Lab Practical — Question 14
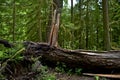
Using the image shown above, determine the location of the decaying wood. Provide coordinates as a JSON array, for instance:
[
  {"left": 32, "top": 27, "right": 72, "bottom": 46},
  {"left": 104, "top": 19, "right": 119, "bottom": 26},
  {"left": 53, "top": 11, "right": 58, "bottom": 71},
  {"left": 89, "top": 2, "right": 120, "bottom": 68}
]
[
  {"left": 24, "top": 41, "right": 120, "bottom": 73},
  {"left": 0, "top": 39, "right": 14, "bottom": 48},
  {"left": 83, "top": 73, "right": 120, "bottom": 78}
]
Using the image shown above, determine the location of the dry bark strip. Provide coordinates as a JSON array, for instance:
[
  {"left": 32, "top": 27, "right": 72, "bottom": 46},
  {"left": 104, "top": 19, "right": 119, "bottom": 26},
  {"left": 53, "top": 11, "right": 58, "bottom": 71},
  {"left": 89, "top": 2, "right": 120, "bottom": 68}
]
[
  {"left": 24, "top": 41, "right": 120, "bottom": 74},
  {"left": 83, "top": 73, "right": 120, "bottom": 79}
]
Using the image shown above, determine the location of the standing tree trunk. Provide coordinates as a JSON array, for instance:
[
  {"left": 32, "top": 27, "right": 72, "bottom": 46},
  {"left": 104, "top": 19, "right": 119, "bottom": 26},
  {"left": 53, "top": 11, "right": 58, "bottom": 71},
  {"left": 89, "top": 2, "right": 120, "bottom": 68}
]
[
  {"left": 95, "top": 0, "right": 100, "bottom": 49},
  {"left": 12, "top": 0, "right": 16, "bottom": 42},
  {"left": 78, "top": 0, "right": 83, "bottom": 49},
  {"left": 71, "top": 0, "right": 73, "bottom": 23},
  {"left": 85, "top": 0, "right": 89, "bottom": 49},
  {"left": 37, "top": 0, "right": 42, "bottom": 42},
  {"left": 70, "top": 0, "right": 74, "bottom": 48},
  {"left": 102, "top": 0, "right": 111, "bottom": 51}
]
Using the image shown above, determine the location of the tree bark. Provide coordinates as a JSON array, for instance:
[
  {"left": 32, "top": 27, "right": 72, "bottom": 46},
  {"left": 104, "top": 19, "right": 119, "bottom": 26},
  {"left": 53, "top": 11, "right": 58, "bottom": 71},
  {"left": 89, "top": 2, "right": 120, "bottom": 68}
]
[
  {"left": 102, "top": 0, "right": 111, "bottom": 51},
  {"left": 24, "top": 41, "right": 120, "bottom": 73}
]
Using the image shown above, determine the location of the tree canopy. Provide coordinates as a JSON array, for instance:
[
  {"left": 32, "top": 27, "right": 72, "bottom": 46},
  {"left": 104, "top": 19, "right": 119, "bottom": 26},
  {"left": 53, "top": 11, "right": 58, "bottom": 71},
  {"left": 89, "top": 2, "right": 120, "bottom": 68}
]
[{"left": 0, "top": 0, "right": 120, "bottom": 50}]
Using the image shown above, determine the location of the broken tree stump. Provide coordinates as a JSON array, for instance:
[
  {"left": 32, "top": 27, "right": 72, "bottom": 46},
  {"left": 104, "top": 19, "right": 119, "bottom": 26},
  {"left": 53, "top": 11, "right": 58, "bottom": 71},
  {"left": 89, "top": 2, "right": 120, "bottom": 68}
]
[{"left": 24, "top": 41, "right": 120, "bottom": 73}]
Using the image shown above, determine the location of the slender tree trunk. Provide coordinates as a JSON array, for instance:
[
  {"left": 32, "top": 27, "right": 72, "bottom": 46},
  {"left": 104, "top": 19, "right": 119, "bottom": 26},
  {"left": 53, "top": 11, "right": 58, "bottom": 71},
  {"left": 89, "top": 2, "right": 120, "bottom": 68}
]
[
  {"left": 71, "top": 0, "right": 74, "bottom": 48},
  {"left": 78, "top": 0, "right": 82, "bottom": 49},
  {"left": 102, "top": 0, "right": 111, "bottom": 51},
  {"left": 95, "top": 0, "right": 100, "bottom": 49},
  {"left": 85, "top": 1, "right": 89, "bottom": 49},
  {"left": 46, "top": 5, "right": 52, "bottom": 42},
  {"left": 12, "top": 0, "right": 16, "bottom": 42},
  {"left": 71, "top": 0, "right": 73, "bottom": 23},
  {"left": 38, "top": 0, "right": 42, "bottom": 42}
]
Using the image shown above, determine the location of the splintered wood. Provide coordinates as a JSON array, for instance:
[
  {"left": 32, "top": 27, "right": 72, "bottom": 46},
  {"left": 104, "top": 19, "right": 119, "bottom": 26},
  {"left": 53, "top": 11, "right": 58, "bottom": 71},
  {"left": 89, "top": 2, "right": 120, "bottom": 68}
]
[{"left": 48, "top": 10, "right": 60, "bottom": 47}]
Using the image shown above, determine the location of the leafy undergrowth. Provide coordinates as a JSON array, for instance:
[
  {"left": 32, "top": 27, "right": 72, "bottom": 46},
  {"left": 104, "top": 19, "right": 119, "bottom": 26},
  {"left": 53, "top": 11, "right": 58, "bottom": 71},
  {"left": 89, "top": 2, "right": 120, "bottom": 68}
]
[
  {"left": 0, "top": 59, "right": 109, "bottom": 80},
  {"left": 0, "top": 58, "right": 110, "bottom": 80}
]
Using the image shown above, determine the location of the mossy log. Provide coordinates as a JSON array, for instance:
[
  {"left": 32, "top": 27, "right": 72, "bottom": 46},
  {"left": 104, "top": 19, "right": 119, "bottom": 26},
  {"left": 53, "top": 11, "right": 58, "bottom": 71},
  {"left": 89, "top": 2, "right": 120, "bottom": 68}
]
[{"left": 24, "top": 41, "right": 120, "bottom": 73}]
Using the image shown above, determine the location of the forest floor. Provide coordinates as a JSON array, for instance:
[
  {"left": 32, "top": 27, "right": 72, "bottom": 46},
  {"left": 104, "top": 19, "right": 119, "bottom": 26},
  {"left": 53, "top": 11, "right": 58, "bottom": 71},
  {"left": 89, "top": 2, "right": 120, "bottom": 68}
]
[
  {"left": 42, "top": 67, "right": 110, "bottom": 80},
  {"left": 0, "top": 58, "right": 115, "bottom": 80},
  {"left": 48, "top": 69, "right": 96, "bottom": 80}
]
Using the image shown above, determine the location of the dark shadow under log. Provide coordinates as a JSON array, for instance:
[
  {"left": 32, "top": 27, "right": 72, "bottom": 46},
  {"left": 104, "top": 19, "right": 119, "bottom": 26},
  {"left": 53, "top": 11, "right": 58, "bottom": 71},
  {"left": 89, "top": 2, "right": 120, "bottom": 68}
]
[{"left": 24, "top": 41, "right": 120, "bottom": 73}]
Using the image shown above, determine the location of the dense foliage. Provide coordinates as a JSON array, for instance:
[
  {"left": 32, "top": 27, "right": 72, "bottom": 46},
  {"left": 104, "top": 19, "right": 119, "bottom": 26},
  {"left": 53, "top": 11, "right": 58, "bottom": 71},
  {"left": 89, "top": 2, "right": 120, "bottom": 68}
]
[{"left": 0, "top": 0, "right": 120, "bottom": 50}]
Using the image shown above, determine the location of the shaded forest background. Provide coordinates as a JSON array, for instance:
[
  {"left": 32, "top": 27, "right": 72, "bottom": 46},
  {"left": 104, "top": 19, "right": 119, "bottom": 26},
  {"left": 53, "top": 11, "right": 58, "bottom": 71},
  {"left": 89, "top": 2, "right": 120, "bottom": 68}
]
[{"left": 0, "top": 0, "right": 120, "bottom": 51}]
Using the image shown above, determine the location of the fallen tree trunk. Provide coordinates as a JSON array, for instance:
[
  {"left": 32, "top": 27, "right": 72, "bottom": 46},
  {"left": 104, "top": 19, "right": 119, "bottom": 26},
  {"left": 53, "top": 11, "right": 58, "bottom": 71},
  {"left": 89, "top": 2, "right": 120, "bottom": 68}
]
[{"left": 24, "top": 41, "right": 120, "bottom": 73}]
